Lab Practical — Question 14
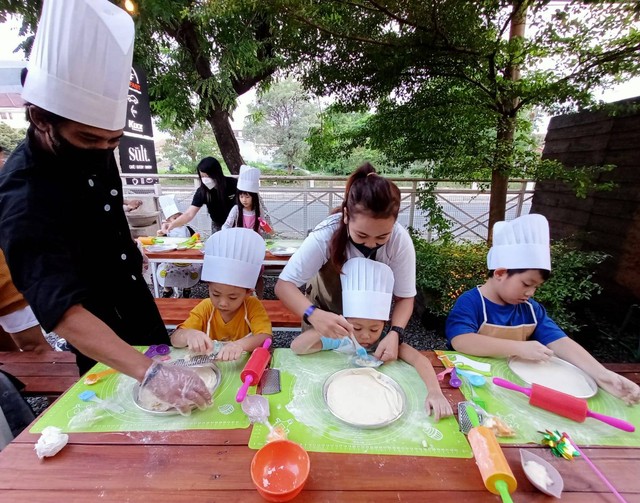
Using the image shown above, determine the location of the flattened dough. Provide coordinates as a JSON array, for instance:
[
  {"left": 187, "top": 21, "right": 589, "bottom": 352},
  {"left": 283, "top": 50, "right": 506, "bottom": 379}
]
[
  {"left": 326, "top": 368, "right": 403, "bottom": 426},
  {"left": 509, "top": 357, "right": 596, "bottom": 398}
]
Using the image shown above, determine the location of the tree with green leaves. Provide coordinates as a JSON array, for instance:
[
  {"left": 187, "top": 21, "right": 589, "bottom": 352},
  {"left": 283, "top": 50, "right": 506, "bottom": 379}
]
[
  {"left": 244, "top": 78, "right": 320, "bottom": 173},
  {"left": 160, "top": 122, "right": 221, "bottom": 173},
  {"left": 279, "top": 0, "right": 640, "bottom": 236},
  {"left": 0, "top": 0, "right": 285, "bottom": 174},
  {"left": 0, "top": 123, "right": 27, "bottom": 153}
]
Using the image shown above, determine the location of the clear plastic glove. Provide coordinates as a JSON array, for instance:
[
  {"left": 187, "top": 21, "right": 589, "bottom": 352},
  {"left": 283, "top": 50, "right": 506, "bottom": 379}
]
[
  {"left": 139, "top": 361, "right": 212, "bottom": 416},
  {"left": 322, "top": 336, "right": 356, "bottom": 354},
  {"left": 34, "top": 426, "right": 69, "bottom": 459}
]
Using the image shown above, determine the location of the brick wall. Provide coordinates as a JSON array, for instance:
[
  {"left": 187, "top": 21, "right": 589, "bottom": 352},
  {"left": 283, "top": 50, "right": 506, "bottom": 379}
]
[{"left": 531, "top": 98, "right": 640, "bottom": 299}]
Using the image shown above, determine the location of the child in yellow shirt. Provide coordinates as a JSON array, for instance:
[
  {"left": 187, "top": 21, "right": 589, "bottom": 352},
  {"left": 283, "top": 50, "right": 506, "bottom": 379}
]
[{"left": 171, "top": 228, "right": 272, "bottom": 361}]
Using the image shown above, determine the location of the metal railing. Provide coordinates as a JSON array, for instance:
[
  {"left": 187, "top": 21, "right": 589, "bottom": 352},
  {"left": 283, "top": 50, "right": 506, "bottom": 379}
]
[{"left": 122, "top": 174, "right": 535, "bottom": 242}]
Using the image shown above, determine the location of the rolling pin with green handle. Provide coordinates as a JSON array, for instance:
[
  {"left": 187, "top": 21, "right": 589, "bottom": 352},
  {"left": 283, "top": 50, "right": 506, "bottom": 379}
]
[{"left": 493, "top": 377, "right": 635, "bottom": 432}]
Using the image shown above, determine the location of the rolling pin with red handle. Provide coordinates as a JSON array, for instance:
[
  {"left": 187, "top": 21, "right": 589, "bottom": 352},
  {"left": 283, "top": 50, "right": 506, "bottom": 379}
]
[
  {"left": 493, "top": 377, "right": 635, "bottom": 432},
  {"left": 236, "top": 338, "right": 272, "bottom": 403}
]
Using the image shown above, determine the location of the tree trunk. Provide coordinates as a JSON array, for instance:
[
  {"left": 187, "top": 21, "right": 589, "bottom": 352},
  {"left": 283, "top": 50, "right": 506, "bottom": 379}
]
[
  {"left": 207, "top": 110, "right": 244, "bottom": 175},
  {"left": 488, "top": 115, "right": 516, "bottom": 241},
  {"left": 487, "top": 0, "right": 527, "bottom": 243}
]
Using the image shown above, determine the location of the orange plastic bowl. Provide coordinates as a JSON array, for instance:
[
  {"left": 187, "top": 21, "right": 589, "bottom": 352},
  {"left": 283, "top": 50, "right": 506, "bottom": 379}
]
[{"left": 251, "top": 440, "right": 310, "bottom": 502}]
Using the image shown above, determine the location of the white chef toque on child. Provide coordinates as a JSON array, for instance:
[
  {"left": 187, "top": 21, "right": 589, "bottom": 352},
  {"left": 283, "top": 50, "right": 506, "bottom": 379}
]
[
  {"left": 158, "top": 195, "right": 180, "bottom": 220},
  {"left": 487, "top": 214, "right": 551, "bottom": 271},
  {"left": 341, "top": 258, "right": 395, "bottom": 321},
  {"left": 201, "top": 228, "right": 265, "bottom": 288},
  {"left": 237, "top": 165, "right": 261, "bottom": 193},
  {"left": 22, "top": 0, "right": 135, "bottom": 131}
]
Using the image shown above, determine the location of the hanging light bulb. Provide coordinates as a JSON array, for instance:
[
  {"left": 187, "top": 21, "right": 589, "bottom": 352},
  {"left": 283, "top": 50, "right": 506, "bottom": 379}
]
[{"left": 123, "top": 0, "right": 136, "bottom": 14}]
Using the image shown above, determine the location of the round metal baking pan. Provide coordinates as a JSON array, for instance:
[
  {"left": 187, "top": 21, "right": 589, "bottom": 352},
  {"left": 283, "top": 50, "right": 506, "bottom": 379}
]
[
  {"left": 132, "top": 363, "right": 221, "bottom": 415},
  {"left": 507, "top": 356, "right": 598, "bottom": 398},
  {"left": 323, "top": 368, "right": 406, "bottom": 429}
]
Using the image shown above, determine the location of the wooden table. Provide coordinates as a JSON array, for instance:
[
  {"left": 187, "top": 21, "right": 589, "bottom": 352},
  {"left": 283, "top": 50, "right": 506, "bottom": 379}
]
[
  {"left": 0, "top": 351, "right": 78, "bottom": 397},
  {"left": 1, "top": 354, "right": 639, "bottom": 502},
  {"left": 144, "top": 247, "right": 295, "bottom": 298}
]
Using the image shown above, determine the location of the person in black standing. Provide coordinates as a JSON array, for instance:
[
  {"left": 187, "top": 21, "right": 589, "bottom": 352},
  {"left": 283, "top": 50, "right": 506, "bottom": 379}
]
[
  {"left": 0, "top": 0, "right": 210, "bottom": 414},
  {"left": 161, "top": 156, "right": 237, "bottom": 235}
]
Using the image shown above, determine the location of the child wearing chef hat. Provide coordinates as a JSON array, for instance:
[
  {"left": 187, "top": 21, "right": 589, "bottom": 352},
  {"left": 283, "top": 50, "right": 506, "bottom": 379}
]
[
  {"left": 222, "top": 165, "right": 273, "bottom": 298},
  {"left": 446, "top": 214, "right": 640, "bottom": 404},
  {"left": 155, "top": 195, "right": 202, "bottom": 298},
  {"left": 170, "top": 228, "right": 272, "bottom": 361},
  {"left": 291, "top": 257, "right": 454, "bottom": 421}
]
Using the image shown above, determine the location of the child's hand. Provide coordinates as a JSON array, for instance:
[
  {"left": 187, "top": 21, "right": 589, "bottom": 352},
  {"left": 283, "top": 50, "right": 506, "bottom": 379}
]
[
  {"left": 184, "top": 331, "right": 214, "bottom": 355},
  {"left": 216, "top": 341, "right": 244, "bottom": 361},
  {"left": 515, "top": 341, "right": 554, "bottom": 362},
  {"left": 424, "top": 391, "right": 453, "bottom": 422},
  {"left": 373, "top": 333, "right": 399, "bottom": 362},
  {"left": 596, "top": 370, "right": 640, "bottom": 405}
]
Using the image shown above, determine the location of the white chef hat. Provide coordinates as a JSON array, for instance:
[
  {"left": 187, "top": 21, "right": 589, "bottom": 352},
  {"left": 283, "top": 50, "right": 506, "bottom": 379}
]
[
  {"left": 158, "top": 195, "right": 180, "bottom": 220},
  {"left": 341, "top": 258, "right": 395, "bottom": 321},
  {"left": 22, "top": 0, "right": 135, "bottom": 131},
  {"left": 237, "top": 165, "right": 260, "bottom": 193},
  {"left": 487, "top": 214, "right": 551, "bottom": 271},
  {"left": 201, "top": 228, "right": 265, "bottom": 288}
]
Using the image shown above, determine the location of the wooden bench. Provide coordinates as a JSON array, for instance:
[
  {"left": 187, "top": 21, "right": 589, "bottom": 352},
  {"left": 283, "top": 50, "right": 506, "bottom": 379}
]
[
  {"left": 154, "top": 298, "right": 302, "bottom": 330},
  {"left": 0, "top": 351, "right": 79, "bottom": 397}
]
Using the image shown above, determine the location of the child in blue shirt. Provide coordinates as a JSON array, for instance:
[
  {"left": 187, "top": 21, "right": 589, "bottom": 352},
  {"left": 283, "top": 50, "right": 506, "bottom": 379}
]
[
  {"left": 291, "top": 257, "right": 453, "bottom": 422},
  {"left": 446, "top": 214, "right": 640, "bottom": 404}
]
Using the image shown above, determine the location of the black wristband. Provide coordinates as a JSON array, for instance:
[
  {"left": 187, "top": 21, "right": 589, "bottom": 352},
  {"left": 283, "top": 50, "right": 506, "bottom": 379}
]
[{"left": 390, "top": 326, "right": 405, "bottom": 344}]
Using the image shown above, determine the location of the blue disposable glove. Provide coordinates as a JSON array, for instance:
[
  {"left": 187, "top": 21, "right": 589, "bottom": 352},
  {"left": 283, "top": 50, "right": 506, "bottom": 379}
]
[{"left": 321, "top": 336, "right": 354, "bottom": 353}]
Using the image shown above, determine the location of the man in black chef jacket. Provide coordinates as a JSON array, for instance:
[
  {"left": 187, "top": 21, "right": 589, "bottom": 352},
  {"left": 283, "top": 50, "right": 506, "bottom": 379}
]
[{"left": 0, "top": 0, "right": 210, "bottom": 414}]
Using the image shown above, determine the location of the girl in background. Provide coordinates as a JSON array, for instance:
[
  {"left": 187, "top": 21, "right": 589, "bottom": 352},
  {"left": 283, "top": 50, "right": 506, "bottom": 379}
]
[
  {"left": 162, "top": 157, "right": 237, "bottom": 236},
  {"left": 222, "top": 165, "right": 272, "bottom": 297}
]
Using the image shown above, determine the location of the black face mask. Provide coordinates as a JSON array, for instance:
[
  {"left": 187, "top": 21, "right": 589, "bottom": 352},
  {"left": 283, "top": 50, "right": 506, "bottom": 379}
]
[
  {"left": 348, "top": 234, "right": 384, "bottom": 260},
  {"left": 48, "top": 129, "right": 114, "bottom": 169}
]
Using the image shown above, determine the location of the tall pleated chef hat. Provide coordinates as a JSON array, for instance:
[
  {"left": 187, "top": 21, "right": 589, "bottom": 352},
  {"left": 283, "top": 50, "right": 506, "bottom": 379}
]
[
  {"left": 341, "top": 258, "right": 395, "bottom": 321},
  {"left": 201, "top": 228, "right": 265, "bottom": 288},
  {"left": 237, "top": 165, "right": 260, "bottom": 193},
  {"left": 158, "top": 195, "right": 180, "bottom": 220},
  {"left": 487, "top": 214, "right": 551, "bottom": 271},
  {"left": 22, "top": 0, "right": 135, "bottom": 131}
]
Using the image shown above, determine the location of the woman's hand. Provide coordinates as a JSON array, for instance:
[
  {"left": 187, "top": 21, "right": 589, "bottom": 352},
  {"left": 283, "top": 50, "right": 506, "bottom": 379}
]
[
  {"left": 374, "top": 331, "right": 399, "bottom": 362},
  {"left": 216, "top": 341, "right": 244, "bottom": 361},
  {"left": 308, "top": 308, "right": 353, "bottom": 339},
  {"left": 161, "top": 220, "right": 172, "bottom": 234}
]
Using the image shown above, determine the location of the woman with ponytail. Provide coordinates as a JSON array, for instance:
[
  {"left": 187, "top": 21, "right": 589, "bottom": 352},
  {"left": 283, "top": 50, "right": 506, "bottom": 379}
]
[
  {"left": 275, "top": 163, "right": 416, "bottom": 362},
  {"left": 162, "top": 157, "right": 237, "bottom": 236}
]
